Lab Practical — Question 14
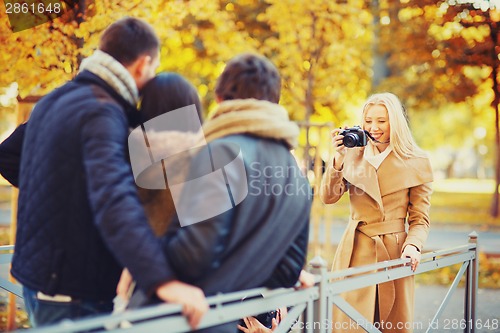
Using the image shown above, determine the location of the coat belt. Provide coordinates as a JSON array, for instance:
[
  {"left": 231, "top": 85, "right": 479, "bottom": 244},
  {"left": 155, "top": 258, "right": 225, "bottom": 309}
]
[
  {"left": 355, "top": 219, "right": 406, "bottom": 323},
  {"left": 356, "top": 219, "right": 405, "bottom": 237}
]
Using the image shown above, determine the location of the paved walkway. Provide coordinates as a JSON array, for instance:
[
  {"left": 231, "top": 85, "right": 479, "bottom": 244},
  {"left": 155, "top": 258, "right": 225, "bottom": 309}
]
[{"left": 414, "top": 285, "right": 500, "bottom": 333}]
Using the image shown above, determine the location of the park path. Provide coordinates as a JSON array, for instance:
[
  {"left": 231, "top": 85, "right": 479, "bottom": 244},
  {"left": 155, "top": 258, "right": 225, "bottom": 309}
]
[{"left": 414, "top": 285, "right": 500, "bottom": 333}]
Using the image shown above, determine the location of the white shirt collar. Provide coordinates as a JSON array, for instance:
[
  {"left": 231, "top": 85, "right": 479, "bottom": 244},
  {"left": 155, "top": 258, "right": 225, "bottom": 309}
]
[{"left": 363, "top": 142, "right": 392, "bottom": 170}]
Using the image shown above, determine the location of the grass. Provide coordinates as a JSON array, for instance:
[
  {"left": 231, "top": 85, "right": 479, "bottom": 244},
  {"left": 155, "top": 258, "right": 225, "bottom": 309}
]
[
  {"left": 429, "top": 178, "right": 500, "bottom": 227},
  {"left": 415, "top": 253, "right": 500, "bottom": 289}
]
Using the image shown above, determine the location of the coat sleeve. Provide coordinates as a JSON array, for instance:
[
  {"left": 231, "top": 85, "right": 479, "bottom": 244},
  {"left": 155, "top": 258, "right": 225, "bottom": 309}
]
[
  {"left": 264, "top": 222, "right": 309, "bottom": 289},
  {"left": 402, "top": 182, "right": 433, "bottom": 252},
  {"left": 81, "top": 105, "right": 175, "bottom": 294},
  {"left": 0, "top": 123, "right": 26, "bottom": 187},
  {"left": 161, "top": 210, "right": 234, "bottom": 283},
  {"left": 319, "top": 156, "right": 348, "bottom": 204},
  {"left": 160, "top": 141, "right": 236, "bottom": 283}
]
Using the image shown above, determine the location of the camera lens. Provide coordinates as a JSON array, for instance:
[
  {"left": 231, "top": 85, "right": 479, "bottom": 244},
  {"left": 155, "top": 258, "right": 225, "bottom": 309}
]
[{"left": 343, "top": 133, "right": 359, "bottom": 148}]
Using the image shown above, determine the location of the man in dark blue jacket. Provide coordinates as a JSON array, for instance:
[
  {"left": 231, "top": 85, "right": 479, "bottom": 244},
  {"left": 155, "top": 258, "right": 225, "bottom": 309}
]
[
  {"left": 0, "top": 122, "right": 24, "bottom": 187},
  {"left": 10, "top": 17, "right": 207, "bottom": 328}
]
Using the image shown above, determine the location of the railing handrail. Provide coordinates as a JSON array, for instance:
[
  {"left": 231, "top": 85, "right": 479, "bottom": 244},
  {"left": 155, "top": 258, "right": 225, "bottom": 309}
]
[
  {"left": 327, "top": 243, "right": 475, "bottom": 280},
  {"left": 18, "top": 286, "right": 319, "bottom": 333},
  {"left": 0, "top": 236, "right": 478, "bottom": 333},
  {"left": 420, "top": 243, "right": 476, "bottom": 259},
  {"left": 328, "top": 251, "right": 475, "bottom": 295},
  {"left": 0, "top": 245, "right": 15, "bottom": 252},
  {"left": 0, "top": 245, "right": 22, "bottom": 298}
]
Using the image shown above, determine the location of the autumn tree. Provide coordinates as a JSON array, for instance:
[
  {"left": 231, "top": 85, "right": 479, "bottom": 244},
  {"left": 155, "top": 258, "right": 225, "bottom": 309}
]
[
  {"left": 256, "top": 0, "right": 373, "bottom": 168},
  {"left": 374, "top": 0, "right": 476, "bottom": 107},
  {"left": 145, "top": 0, "right": 258, "bottom": 113},
  {"left": 260, "top": 0, "right": 373, "bottom": 122},
  {"left": 433, "top": 1, "right": 499, "bottom": 216},
  {"left": 1, "top": 0, "right": 89, "bottom": 96},
  {"left": 0, "top": 0, "right": 172, "bottom": 97},
  {"left": 374, "top": 0, "right": 499, "bottom": 216}
]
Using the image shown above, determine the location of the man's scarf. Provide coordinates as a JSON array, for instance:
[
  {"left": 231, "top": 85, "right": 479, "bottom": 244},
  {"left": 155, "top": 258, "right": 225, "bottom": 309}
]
[
  {"left": 79, "top": 50, "right": 139, "bottom": 106},
  {"left": 203, "top": 99, "right": 299, "bottom": 149}
]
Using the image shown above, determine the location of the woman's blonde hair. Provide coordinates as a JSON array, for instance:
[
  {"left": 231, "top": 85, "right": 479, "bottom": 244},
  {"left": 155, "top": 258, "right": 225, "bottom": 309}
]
[{"left": 361, "top": 92, "right": 427, "bottom": 159}]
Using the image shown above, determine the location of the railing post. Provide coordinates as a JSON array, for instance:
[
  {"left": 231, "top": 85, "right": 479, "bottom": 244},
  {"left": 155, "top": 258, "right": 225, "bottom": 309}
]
[
  {"left": 7, "top": 184, "right": 19, "bottom": 331},
  {"left": 464, "top": 231, "right": 478, "bottom": 333},
  {"left": 309, "top": 256, "right": 327, "bottom": 333}
]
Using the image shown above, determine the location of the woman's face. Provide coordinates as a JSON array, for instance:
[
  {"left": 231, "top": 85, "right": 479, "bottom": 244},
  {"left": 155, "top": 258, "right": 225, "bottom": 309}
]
[{"left": 363, "top": 104, "right": 390, "bottom": 150}]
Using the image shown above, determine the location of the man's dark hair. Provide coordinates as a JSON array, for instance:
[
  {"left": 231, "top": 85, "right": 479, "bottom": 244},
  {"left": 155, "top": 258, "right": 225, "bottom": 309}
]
[
  {"left": 215, "top": 53, "right": 281, "bottom": 103},
  {"left": 99, "top": 17, "right": 159, "bottom": 66}
]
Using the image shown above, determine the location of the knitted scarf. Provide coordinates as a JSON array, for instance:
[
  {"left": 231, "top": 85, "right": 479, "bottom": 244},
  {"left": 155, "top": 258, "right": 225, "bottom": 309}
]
[
  {"left": 202, "top": 99, "right": 299, "bottom": 149},
  {"left": 79, "top": 50, "right": 139, "bottom": 106}
]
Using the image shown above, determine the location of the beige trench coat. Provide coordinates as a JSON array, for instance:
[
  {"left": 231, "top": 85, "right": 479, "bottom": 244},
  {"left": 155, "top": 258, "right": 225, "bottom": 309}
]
[{"left": 320, "top": 146, "right": 433, "bottom": 333}]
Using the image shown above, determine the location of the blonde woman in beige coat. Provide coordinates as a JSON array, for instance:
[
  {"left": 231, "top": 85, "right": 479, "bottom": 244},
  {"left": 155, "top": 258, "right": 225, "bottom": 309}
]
[{"left": 320, "top": 93, "right": 433, "bottom": 332}]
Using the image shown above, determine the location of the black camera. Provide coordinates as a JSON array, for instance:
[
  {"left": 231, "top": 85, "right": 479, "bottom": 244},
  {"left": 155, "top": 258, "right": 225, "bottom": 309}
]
[
  {"left": 238, "top": 310, "right": 277, "bottom": 330},
  {"left": 340, "top": 126, "right": 368, "bottom": 148},
  {"left": 255, "top": 310, "right": 278, "bottom": 328},
  {"left": 238, "top": 294, "right": 278, "bottom": 330}
]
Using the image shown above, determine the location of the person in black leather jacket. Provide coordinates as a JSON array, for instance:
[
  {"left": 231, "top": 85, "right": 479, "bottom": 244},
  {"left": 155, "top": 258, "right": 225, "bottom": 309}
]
[{"left": 157, "top": 53, "right": 312, "bottom": 332}]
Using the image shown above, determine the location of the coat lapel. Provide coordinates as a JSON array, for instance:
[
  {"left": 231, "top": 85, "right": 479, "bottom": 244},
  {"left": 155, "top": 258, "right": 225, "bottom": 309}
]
[
  {"left": 378, "top": 153, "right": 434, "bottom": 196},
  {"left": 343, "top": 148, "right": 433, "bottom": 207},
  {"left": 343, "top": 148, "right": 384, "bottom": 210}
]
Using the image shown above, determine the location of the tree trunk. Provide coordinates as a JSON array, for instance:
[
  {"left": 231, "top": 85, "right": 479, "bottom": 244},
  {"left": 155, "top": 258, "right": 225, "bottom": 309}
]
[
  {"left": 74, "top": 0, "right": 86, "bottom": 68},
  {"left": 491, "top": 78, "right": 499, "bottom": 217},
  {"left": 492, "top": 100, "right": 499, "bottom": 218},
  {"left": 489, "top": 16, "right": 499, "bottom": 217},
  {"left": 370, "top": 0, "right": 389, "bottom": 90},
  {"left": 303, "top": 12, "right": 317, "bottom": 171},
  {"left": 304, "top": 76, "right": 314, "bottom": 170}
]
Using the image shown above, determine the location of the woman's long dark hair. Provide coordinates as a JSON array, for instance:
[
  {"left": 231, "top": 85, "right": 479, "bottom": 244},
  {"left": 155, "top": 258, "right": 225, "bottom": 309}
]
[{"left": 140, "top": 72, "right": 202, "bottom": 123}]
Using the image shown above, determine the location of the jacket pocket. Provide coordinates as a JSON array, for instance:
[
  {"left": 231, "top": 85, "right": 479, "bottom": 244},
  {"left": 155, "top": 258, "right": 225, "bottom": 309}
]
[{"left": 46, "top": 248, "right": 65, "bottom": 295}]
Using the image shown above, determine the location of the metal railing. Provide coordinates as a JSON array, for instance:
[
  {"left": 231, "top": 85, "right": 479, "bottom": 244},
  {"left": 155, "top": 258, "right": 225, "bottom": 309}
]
[
  {"left": 311, "top": 232, "right": 479, "bottom": 333},
  {"left": 0, "top": 232, "right": 478, "bottom": 332},
  {"left": 0, "top": 245, "right": 22, "bottom": 298}
]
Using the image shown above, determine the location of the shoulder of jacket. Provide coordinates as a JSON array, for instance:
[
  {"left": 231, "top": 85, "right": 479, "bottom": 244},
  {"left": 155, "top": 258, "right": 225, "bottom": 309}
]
[
  {"left": 396, "top": 155, "right": 434, "bottom": 183},
  {"left": 405, "top": 155, "right": 432, "bottom": 172}
]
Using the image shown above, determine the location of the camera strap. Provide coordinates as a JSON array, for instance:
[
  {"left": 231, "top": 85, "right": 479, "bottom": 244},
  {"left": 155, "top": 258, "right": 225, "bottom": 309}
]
[{"left": 365, "top": 131, "right": 390, "bottom": 144}]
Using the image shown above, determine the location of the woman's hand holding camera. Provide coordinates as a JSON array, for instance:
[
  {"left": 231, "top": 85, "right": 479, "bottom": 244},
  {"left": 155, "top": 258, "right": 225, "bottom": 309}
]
[{"left": 331, "top": 128, "right": 347, "bottom": 170}]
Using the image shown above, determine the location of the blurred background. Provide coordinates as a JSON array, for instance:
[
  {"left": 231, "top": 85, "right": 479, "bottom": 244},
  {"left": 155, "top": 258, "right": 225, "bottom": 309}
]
[
  {"left": 1, "top": 0, "right": 499, "bottom": 203},
  {"left": 0, "top": 0, "right": 499, "bottom": 330}
]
